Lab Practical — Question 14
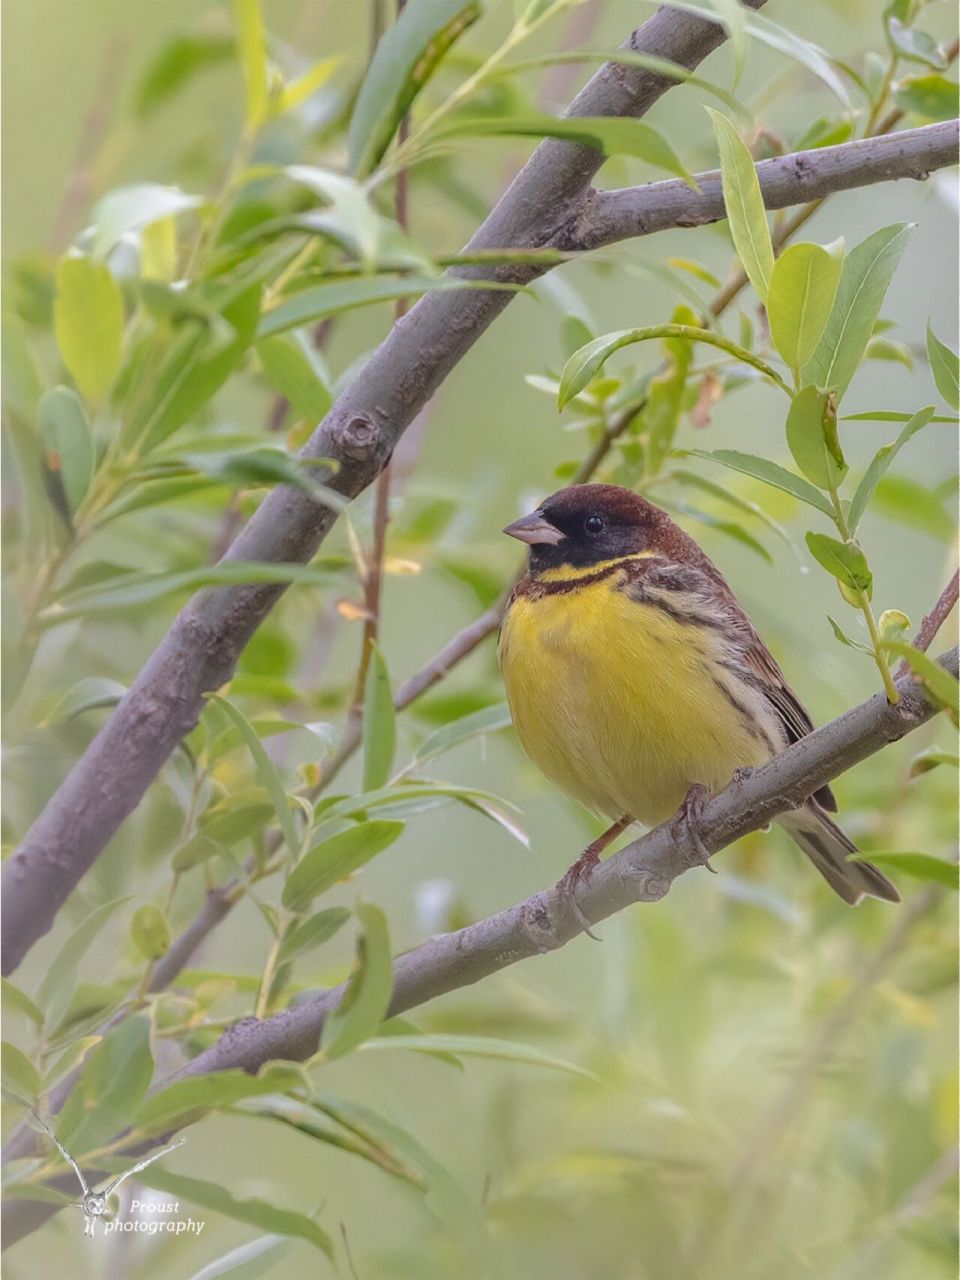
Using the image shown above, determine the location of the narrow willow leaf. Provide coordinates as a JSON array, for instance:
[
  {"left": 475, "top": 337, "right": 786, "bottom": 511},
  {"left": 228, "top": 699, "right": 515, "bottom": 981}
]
[
  {"left": 850, "top": 852, "right": 957, "bottom": 889},
  {"left": 319, "top": 781, "right": 522, "bottom": 826},
  {"left": 275, "top": 55, "right": 342, "bottom": 116},
  {"left": 55, "top": 1016, "right": 154, "bottom": 1155},
  {"left": 49, "top": 561, "right": 337, "bottom": 623},
  {"left": 183, "top": 1235, "right": 289, "bottom": 1280},
  {"left": 559, "top": 325, "right": 788, "bottom": 409},
  {"left": 232, "top": 0, "right": 269, "bottom": 127},
  {"left": 909, "top": 748, "right": 960, "bottom": 777},
  {"left": 707, "top": 108, "right": 774, "bottom": 302},
  {"left": 661, "top": 499, "right": 772, "bottom": 563},
  {"left": 359, "top": 1033, "right": 601, "bottom": 1081},
  {"left": 745, "top": 10, "right": 854, "bottom": 108},
  {"left": 282, "top": 821, "right": 404, "bottom": 911},
  {"left": 645, "top": 307, "right": 696, "bottom": 475},
  {"left": 90, "top": 183, "right": 202, "bottom": 258},
  {"left": 54, "top": 255, "right": 124, "bottom": 402},
  {"left": 767, "top": 243, "right": 842, "bottom": 371},
  {"left": 412, "top": 703, "right": 512, "bottom": 765},
  {"left": 362, "top": 645, "right": 396, "bottom": 792},
  {"left": 276, "top": 908, "right": 351, "bottom": 964},
  {"left": 826, "top": 614, "right": 873, "bottom": 655},
  {"left": 37, "top": 387, "right": 95, "bottom": 515},
  {"left": 435, "top": 114, "right": 697, "bottom": 186},
  {"left": 881, "top": 641, "right": 959, "bottom": 723},
  {"left": 1, "top": 1043, "right": 40, "bottom": 1104},
  {"left": 207, "top": 695, "right": 300, "bottom": 861},
  {"left": 785, "top": 385, "right": 846, "bottom": 490},
  {"left": 285, "top": 165, "right": 383, "bottom": 269},
  {"left": 349, "top": 0, "right": 481, "bottom": 177},
  {"left": 36, "top": 898, "right": 131, "bottom": 1032},
  {"left": 842, "top": 410, "right": 957, "bottom": 423},
  {"left": 258, "top": 275, "right": 521, "bottom": 339},
  {"left": 489, "top": 49, "right": 750, "bottom": 121},
  {"left": 864, "top": 335, "right": 913, "bottom": 368},
  {"left": 196, "top": 788, "right": 276, "bottom": 846},
  {"left": 802, "top": 224, "right": 913, "bottom": 400},
  {"left": 135, "top": 1064, "right": 306, "bottom": 1131},
  {"left": 124, "top": 1166, "right": 332, "bottom": 1254},
  {"left": 130, "top": 904, "right": 171, "bottom": 961},
  {"left": 665, "top": 469, "right": 794, "bottom": 548},
  {"left": 805, "top": 532, "right": 872, "bottom": 596},
  {"left": 683, "top": 449, "right": 835, "bottom": 515},
  {"left": 1, "top": 979, "right": 44, "bottom": 1027},
  {"left": 322, "top": 902, "right": 393, "bottom": 1060},
  {"left": 926, "top": 323, "right": 959, "bottom": 409},
  {"left": 847, "top": 405, "right": 936, "bottom": 534}
]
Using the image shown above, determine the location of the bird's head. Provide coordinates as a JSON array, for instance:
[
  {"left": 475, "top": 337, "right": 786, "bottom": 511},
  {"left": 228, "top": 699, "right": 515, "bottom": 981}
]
[{"left": 503, "top": 484, "right": 672, "bottom": 571}]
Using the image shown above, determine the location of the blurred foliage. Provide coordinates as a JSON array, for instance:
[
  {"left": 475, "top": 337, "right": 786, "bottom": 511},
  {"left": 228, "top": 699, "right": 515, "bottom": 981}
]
[{"left": 1, "top": 0, "right": 958, "bottom": 1277}]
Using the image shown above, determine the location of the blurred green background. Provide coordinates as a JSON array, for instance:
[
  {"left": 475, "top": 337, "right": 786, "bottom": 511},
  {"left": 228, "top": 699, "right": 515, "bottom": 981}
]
[{"left": 2, "top": 1, "right": 957, "bottom": 1277}]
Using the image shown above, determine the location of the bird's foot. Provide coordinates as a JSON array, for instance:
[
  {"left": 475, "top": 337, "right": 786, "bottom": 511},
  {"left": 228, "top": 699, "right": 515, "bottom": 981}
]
[
  {"left": 555, "top": 817, "right": 632, "bottom": 941},
  {"left": 672, "top": 784, "right": 715, "bottom": 871}
]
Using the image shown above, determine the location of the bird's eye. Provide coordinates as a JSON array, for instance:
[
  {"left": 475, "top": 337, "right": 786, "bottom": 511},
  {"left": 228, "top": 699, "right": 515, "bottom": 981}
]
[{"left": 584, "top": 514, "right": 605, "bottom": 537}]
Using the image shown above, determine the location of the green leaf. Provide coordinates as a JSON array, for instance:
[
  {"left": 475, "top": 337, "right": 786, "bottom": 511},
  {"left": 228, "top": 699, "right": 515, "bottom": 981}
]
[
  {"left": 36, "top": 898, "right": 131, "bottom": 1032},
  {"left": 886, "top": 16, "right": 946, "bottom": 68},
  {"left": 277, "top": 908, "right": 351, "bottom": 964},
  {"left": 665, "top": 469, "right": 794, "bottom": 548},
  {"left": 121, "top": 1165, "right": 332, "bottom": 1254},
  {"left": 37, "top": 387, "right": 96, "bottom": 515},
  {"left": 412, "top": 702, "right": 512, "bottom": 765},
  {"left": 40, "top": 675, "right": 126, "bottom": 726},
  {"left": 768, "top": 243, "right": 842, "bottom": 371},
  {"left": 682, "top": 451, "right": 835, "bottom": 521},
  {"left": 745, "top": 10, "right": 854, "bottom": 108},
  {"left": 850, "top": 851, "right": 957, "bottom": 889},
  {"left": 489, "top": 49, "right": 750, "bottom": 122},
  {"left": 435, "top": 114, "right": 696, "bottom": 187},
  {"left": 872, "top": 474, "right": 955, "bottom": 541},
  {"left": 893, "top": 73, "right": 959, "bottom": 121},
  {"left": 285, "top": 165, "right": 384, "bottom": 270},
  {"left": 707, "top": 108, "right": 774, "bottom": 302},
  {"left": 282, "top": 821, "right": 404, "bottom": 912},
  {"left": 135, "top": 1063, "right": 306, "bottom": 1132},
  {"left": 362, "top": 645, "right": 396, "bottom": 792},
  {"left": 130, "top": 903, "right": 171, "bottom": 961},
  {"left": 258, "top": 275, "right": 521, "bottom": 339},
  {"left": 842, "top": 410, "right": 958, "bottom": 424},
  {"left": 785, "top": 385, "right": 847, "bottom": 490},
  {"left": 54, "top": 255, "right": 124, "bottom": 402},
  {"left": 183, "top": 1236, "right": 290, "bottom": 1280},
  {"left": 135, "top": 284, "right": 262, "bottom": 451},
  {"left": 664, "top": 499, "right": 772, "bottom": 562},
  {"left": 1, "top": 978, "right": 44, "bottom": 1027},
  {"left": 909, "top": 748, "right": 960, "bottom": 777},
  {"left": 881, "top": 642, "right": 959, "bottom": 722},
  {"left": 359, "top": 1033, "right": 601, "bottom": 1082},
  {"left": 826, "top": 614, "right": 874, "bottom": 655},
  {"left": 232, "top": 0, "right": 269, "bottom": 127},
  {"left": 321, "top": 902, "right": 393, "bottom": 1060},
  {"left": 49, "top": 560, "right": 337, "bottom": 623},
  {"left": 559, "top": 325, "right": 788, "bottom": 410},
  {"left": 802, "top": 224, "right": 913, "bottom": 400},
  {"left": 206, "top": 695, "right": 301, "bottom": 861},
  {"left": 805, "top": 532, "right": 873, "bottom": 596},
  {"left": 926, "top": 324, "right": 959, "bottom": 410},
  {"left": 864, "top": 335, "right": 913, "bottom": 369},
  {"left": 349, "top": 0, "right": 482, "bottom": 177},
  {"left": 847, "top": 405, "right": 937, "bottom": 534},
  {"left": 197, "top": 788, "right": 276, "bottom": 845},
  {"left": 1, "top": 1042, "right": 40, "bottom": 1104},
  {"left": 90, "top": 184, "right": 202, "bottom": 259},
  {"left": 274, "top": 55, "right": 342, "bottom": 117},
  {"left": 56, "top": 1016, "right": 154, "bottom": 1154}
]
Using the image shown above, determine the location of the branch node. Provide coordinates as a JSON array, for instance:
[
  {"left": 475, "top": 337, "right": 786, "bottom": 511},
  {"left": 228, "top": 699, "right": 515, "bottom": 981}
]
[
  {"left": 332, "top": 415, "right": 387, "bottom": 464},
  {"left": 519, "top": 897, "right": 563, "bottom": 954}
]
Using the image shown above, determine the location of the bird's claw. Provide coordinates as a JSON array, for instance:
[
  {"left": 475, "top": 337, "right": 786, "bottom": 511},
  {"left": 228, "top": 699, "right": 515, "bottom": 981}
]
[
  {"left": 556, "top": 850, "right": 601, "bottom": 941},
  {"left": 672, "top": 783, "right": 715, "bottom": 871}
]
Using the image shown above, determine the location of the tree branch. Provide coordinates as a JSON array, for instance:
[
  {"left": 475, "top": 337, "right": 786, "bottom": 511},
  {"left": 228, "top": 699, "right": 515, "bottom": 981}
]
[
  {"left": 895, "top": 569, "right": 958, "bottom": 678},
  {"left": 4, "top": 648, "right": 955, "bottom": 1247},
  {"left": 2, "top": 1, "right": 766, "bottom": 976},
  {"left": 576, "top": 120, "right": 959, "bottom": 250}
]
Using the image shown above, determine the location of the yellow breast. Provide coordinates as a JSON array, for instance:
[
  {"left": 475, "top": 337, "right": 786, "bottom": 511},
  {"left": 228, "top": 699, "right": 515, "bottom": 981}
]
[{"left": 498, "top": 560, "right": 773, "bottom": 826}]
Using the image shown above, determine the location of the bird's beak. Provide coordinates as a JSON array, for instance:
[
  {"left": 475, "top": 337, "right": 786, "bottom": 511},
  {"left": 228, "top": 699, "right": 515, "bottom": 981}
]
[{"left": 502, "top": 511, "right": 564, "bottom": 545}]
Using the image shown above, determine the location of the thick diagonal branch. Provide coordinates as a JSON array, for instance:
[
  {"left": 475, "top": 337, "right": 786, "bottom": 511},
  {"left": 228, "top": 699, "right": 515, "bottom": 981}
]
[{"left": 4, "top": 649, "right": 955, "bottom": 1247}]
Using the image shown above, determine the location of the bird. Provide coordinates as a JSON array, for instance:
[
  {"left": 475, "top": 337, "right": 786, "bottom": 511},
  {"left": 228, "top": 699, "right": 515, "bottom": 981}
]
[{"left": 497, "top": 483, "right": 899, "bottom": 907}]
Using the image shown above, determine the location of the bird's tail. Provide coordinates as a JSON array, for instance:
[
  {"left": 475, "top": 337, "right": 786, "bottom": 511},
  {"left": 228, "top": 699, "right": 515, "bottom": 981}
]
[{"left": 777, "top": 802, "right": 900, "bottom": 906}]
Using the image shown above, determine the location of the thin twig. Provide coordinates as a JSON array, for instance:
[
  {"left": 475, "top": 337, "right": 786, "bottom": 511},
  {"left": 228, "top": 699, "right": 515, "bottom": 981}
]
[{"left": 896, "top": 569, "right": 959, "bottom": 677}]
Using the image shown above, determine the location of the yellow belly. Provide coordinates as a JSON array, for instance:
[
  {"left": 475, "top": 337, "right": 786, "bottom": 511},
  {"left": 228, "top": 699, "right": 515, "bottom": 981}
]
[{"left": 498, "top": 573, "right": 773, "bottom": 826}]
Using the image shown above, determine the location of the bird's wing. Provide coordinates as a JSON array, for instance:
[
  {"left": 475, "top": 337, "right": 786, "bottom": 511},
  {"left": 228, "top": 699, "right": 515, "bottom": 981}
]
[
  {"left": 31, "top": 1111, "right": 88, "bottom": 1195},
  {"left": 102, "top": 1137, "right": 186, "bottom": 1196},
  {"left": 630, "top": 556, "right": 837, "bottom": 810}
]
